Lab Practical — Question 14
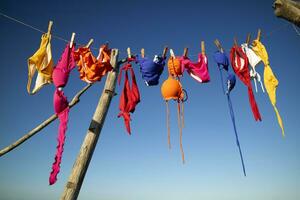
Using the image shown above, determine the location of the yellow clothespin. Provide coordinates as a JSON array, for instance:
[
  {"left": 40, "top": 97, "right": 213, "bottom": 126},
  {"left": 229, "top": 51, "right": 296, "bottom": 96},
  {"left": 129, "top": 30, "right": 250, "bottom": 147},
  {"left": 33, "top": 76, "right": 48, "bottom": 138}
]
[
  {"left": 141, "top": 48, "right": 145, "bottom": 58},
  {"left": 47, "top": 21, "right": 53, "bottom": 36},
  {"left": 183, "top": 48, "right": 188, "bottom": 57},
  {"left": 170, "top": 49, "right": 176, "bottom": 58},
  {"left": 86, "top": 39, "right": 94, "bottom": 48},
  {"left": 234, "top": 37, "right": 238, "bottom": 46},
  {"left": 162, "top": 46, "right": 168, "bottom": 59},
  {"left": 201, "top": 41, "right": 205, "bottom": 55},
  {"left": 257, "top": 29, "right": 261, "bottom": 41},
  {"left": 246, "top": 33, "right": 251, "bottom": 45},
  {"left": 214, "top": 39, "right": 224, "bottom": 53},
  {"left": 70, "top": 32, "right": 75, "bottom": 48},
  {"left": 127, "top": 47, "right": 131, "bottom": 58}
]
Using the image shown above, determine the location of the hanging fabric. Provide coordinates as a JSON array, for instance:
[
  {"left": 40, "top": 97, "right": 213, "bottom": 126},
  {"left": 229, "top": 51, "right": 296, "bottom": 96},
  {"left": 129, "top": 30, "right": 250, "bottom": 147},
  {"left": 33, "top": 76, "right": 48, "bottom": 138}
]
[
  {"left": 241, "top": 43, "right": 265, "bottom": 93},
  {"left": 180, "top": 53, "right": 210, "bottom": 83},
  {"left": 252, "top": 40, "right": 284, "bottom": 136},
  {"left": 161, "top": 50, "right": 186, "bottom": 163},
  {"left": 230, "top": 45, "right": 262, "bottom": 121},
  {"left": 27, "top": 33, "right": 53, "bottom": 94},
  {"left": 161, "top": 76, "right": 185, "bottom": 163},
  {"left": 49, "top": 42, "right": 76, "bottom": 185},
  {"left": 118, "top": 57, "right": 140, "bottom": 135},
  {"left": 213, "top": 50, "right": 247, "bottom": 176},
  {"left": 135, "top": 54, "right": 165, "bottom": 86},
  {"left": 167, "top": 56, "right": 184, "bottom": 77},
  {"left": 73, "top": 44, "right": 112, "bottom": 83}
]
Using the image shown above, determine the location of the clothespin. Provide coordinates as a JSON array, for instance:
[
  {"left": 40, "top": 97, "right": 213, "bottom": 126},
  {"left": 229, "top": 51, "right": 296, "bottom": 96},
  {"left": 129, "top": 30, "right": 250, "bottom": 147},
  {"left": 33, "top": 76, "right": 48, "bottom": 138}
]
[
  {"left": 141, "top": 48, "right": 145, "bottom": 58},
  {"left": 70, "top": 32, "right": 75, "bottom": 48},
  {"left": 214, "top": 39, "right": 224, "bottom": 53},
  {"left": 170, "top": 49, "right": 176, "bottom": 58},
  {"left": 183, "top": 48, "right": 188, "bottom": 57},
  {"left": 127, "top": 47, "right": 131, "bottom": 58},
  {"left": 246, "top": 33, "right": 251, "bottom": 45},
  {"left": 257, "top": 29, "right": 261, "bottom": 41},
  {"left": 97, "top": 42, "right": 108, "bottom": 61},
  {"left": 85, "top": 39, "right": 94, "bottom": 48},
  {"left": 234, "top": 37, "right": 238, "bottom": 46},
  {"left": 47, "top": 21, "right": 53, "bottom": 35},
  {"left": 162, "top": 46, "right": 168, "bottom": 59},
  {"left": 201, "top": 41, "right": 205, "bottom": 55}
]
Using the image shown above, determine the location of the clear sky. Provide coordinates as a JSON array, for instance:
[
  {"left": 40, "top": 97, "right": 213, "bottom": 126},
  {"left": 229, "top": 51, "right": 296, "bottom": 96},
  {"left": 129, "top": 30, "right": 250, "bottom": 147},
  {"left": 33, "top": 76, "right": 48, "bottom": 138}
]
[{"left": 0, "top": 0, "right": 300, "bottom": 199}]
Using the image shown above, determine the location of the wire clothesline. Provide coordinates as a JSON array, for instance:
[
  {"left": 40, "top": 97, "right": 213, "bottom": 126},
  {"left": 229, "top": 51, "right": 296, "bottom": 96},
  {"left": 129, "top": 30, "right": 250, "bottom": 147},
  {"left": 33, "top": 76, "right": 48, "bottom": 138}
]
[{"left": 0, "top": 11, "right": 294, "bottom": 58}]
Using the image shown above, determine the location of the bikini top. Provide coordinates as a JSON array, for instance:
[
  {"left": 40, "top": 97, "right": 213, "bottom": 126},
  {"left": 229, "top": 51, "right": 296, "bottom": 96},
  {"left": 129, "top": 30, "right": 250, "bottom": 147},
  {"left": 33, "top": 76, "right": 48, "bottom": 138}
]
[
  {"left": 136, "top": 54, "right": 165, "bottom": 86},
  {"left": 73, "top": 45, "right": 112, "bottom": 83},
  {"left": 180, "top": 53, "right": 210, "bottom": 83},
  {"left": 251, "top": 39, "right": 284, "bottom": 136},
  {"left": 161, "top": 76, "right": 185, "bottom": 101},
  {"left": 213, "top": 51, "right": 229, "bottom": 71},
  {"left": 52, "top": 44, "right": 76, "bottom": 88},
  {"left": 213, "top": 50, "right": 247, "bottom": 176},
  {"left": 49, "top": 43, "right": 76, "bottom": 185},
  {"left": 167, "top": 56, "right": 184, "bottom": 77},
  {"left": 241, "top": 43, "right": 265, "bottom": 93},
  {"left": 27, "top": 33, "right": 54, "bottom": 94},
  {"left": 230, "top": 45, "right": 262, "bottom": 121}
]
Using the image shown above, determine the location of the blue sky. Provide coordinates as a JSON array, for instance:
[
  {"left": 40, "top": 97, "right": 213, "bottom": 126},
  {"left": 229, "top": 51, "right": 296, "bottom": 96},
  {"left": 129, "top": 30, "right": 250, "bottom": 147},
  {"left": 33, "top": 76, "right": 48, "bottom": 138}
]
[{"left": 0, "top": 0, "right": 300, "bottom": 199}]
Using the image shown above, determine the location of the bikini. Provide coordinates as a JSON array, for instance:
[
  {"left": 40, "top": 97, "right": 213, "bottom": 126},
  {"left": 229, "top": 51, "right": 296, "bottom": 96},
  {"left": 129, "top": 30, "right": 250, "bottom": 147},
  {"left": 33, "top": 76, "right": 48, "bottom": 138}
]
[
  {"left": 180, "top": 53, "right": 210, "bottom": 83},
  {"left": 118, "top": 57, "right": 141, "bottom": 135},
  {"left": 49, "top": 43, "right": 76, "bottom": 185},
  {"left": 161, "top": 54, "right": 186, "bottom": 163},
  {"left": 73, "top": 44, "right": 112, "bottom": 83},
  {"left": 230, "top": 45, "right": 262, "bottom": 121},
  {"left": 252, "top": 40, "right": 284, "bottom": 136},
  {"left": 214, "top": 50, "right": 246, "bottom": 176},
  {"left": 241, "top": 43, "right": 265, "bottom": 93},
  {"left": 27, "top": 33, "right": 53, "bottom": 94},
  {"left": 136, "top": 54, "right": 165, "bottom": 86}
]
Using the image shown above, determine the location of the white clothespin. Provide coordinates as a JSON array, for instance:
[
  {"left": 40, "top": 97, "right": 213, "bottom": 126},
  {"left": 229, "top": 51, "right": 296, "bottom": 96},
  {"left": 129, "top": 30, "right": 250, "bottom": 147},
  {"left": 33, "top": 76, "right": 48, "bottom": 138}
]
[
  {"left": 70, "top": 32, "right": 75, "bottom": 48},
  {"left": 170, "top": 49, "right": 175, "bottom": 58},
  {"left": 127, "top": 47, "right": 131, "bottom": 58},
  {"left": 97, "top": 47, "right": 103, "bottom": 60}
]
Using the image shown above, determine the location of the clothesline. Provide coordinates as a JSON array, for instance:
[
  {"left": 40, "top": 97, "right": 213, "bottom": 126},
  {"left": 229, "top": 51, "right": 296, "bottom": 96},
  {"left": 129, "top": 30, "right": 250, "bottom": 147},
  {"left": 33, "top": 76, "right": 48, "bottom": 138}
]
[{"left": 0, "top": 11, "right": 292, "bottom": 58}]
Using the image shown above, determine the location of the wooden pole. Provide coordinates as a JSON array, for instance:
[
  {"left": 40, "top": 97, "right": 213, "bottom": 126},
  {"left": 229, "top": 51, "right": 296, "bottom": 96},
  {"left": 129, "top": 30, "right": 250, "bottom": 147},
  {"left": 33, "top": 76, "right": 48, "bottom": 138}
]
[{"left": 60, "top": 49, "right": 119, "bottom": 200}]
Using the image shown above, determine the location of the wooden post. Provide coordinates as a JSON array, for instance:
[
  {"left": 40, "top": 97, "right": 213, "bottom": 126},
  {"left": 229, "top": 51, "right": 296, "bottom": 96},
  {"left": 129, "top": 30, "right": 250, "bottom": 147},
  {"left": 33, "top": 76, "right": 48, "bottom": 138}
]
[{"left": 60, "top": 49, "right": 120, "bottom": 200}]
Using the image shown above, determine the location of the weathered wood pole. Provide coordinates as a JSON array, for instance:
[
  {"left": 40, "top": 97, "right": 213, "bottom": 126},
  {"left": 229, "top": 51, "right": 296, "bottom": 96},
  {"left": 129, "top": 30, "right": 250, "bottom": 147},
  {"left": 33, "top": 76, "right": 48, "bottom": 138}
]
[
  {"left": 273, "top": 0, "right": 300, "bottom": 27},
  {"left": 61, "top": 49, "right": 119, "bottom": 200}
]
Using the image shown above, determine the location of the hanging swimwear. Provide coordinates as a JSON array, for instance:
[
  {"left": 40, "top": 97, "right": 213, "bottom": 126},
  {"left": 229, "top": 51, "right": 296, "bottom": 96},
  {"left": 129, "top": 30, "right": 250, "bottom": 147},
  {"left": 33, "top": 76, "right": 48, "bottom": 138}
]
[
  {"left": 27, "top": 33, "right": 53, "bottom": 94},
  {"left": 230, "top": 45, "right": 262, "bottom": 121},
  {"left": 49, "top": 43, "right": 76, "bottom": 185},
  {"left": 180, "top": 53, "right": 210, "bottom": 83},
  {"left": 161, "top": 76, "right": 186, "bottom": 163},
  {"left": 213, "top": 50, "right": 246, "bottom": 176},
  {"left": 73, "top": 44, "right": 112, "bottom": 83},
  {"left": 135, "top": 54, "right": 165, "bottom": 86},
  {"left": 118, "top": 57, "right": 140, "bottom": 135},
  {"left": 241, "top": 43, "right": 265, "bottom": 93},
  {"left": 252, "top": 40, "right": 284, "bottom": 136},
  {"left": 167, "top": 56, "right": 184, "bottom": 77}
]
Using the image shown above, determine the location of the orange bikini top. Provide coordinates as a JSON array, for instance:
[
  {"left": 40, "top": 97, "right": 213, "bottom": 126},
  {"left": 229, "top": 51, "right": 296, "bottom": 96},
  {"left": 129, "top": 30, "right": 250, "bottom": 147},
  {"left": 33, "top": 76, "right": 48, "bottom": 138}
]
[{"left": 167, "top": 56, "right": 184, "bottom": 77}]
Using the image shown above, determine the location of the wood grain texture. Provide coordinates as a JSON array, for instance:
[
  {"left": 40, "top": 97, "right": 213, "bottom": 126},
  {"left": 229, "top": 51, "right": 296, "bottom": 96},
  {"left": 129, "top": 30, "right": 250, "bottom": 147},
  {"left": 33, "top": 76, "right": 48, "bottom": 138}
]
[{"left": 273, "top": 0, "right": 300, "bottom": 27}]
